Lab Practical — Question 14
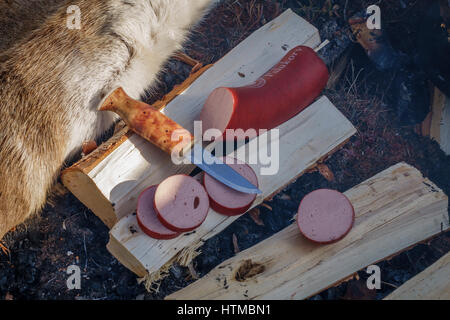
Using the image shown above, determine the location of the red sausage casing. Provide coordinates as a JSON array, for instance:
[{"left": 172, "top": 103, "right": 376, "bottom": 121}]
[
  {"left": 136, "top": 185, "right": 180, "bottom": 240},
  {"left": 203, "top": 157, "right": 258, "bottom": 216},
  {"left": 200, "top": 46, "right": 329, "bottom": 139}
]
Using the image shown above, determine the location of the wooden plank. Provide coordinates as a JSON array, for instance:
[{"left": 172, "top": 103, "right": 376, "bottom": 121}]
[
  {"left": 107, "top": 96, "right": 356, "bottom": 278},
  {"left": 61, "top": 9, "right": 322, "bottom": 228},
  {"left": 385, "top": 252, "right": 450, "bottom": 300},
  {"left": 166, "top": 163, "right": 449, "bottom": 300},
  {"left": 429, "top": 87, "right": 450, "bottom": 155}
]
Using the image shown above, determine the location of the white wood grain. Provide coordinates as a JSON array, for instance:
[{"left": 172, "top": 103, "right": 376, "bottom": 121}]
[
  {"left": 166, "top": 163, "right": 449, "bottom": 300},
  {"left": 430, "top": 88, "right": 450, "bottom": 155},
  {"left": 385, "top": 252, "right": 450, "bottom": 300}
]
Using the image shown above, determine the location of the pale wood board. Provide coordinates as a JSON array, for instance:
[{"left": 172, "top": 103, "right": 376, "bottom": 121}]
[
  {"left": 61, "top": 9, "right": 322, "bottom": 227},
  {"left": 166, "top": 163, "right": 449, "bottom": 300},
  {"left": 430, "top": 88, "right": 450, "bottom": 155},
  {"left": 107, "top": 96, "right": 357, "bottom": 277},
  {"left": 385, "top": 252, "right": 450, "bottom": 300}
]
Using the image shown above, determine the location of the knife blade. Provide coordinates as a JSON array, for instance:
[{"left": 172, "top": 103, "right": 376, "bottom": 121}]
[
  {"left": 188, "top": 145, "right": 261, "bottom": 194},
  {"left": 99, "top": 87, "right": 262, "bottom": 194}
]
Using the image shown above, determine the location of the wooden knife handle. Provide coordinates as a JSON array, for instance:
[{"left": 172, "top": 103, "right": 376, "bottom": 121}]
[{"left": 99, "top": 87, "right": 194, "bottom": 156}]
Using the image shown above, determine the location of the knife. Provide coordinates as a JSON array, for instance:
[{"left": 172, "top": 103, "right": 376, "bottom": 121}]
[{"left": 99, "top": 87, "right": 261, "bottom": 194}]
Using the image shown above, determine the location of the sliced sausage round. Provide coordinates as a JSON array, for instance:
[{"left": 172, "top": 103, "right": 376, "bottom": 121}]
[
  {"left": 297, "top": 189, "right": 355, "bottom": 244},
  {"left": 136, "top": 185, "right": 180, "bottom": 240},
  {"left": 154, "top": 175, "right": 210, "bottom": 232},
  {"left": 203, "top": 157, "right": 258, "bottom": 216}
]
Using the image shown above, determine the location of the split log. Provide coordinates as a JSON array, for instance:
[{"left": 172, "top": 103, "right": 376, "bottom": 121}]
[
  {"left": 385, "top": 252, "right": 450, "bottom": 300},
  {"left": 61, "top": 9, "right": 322, "bottom": 228},
  {"left": 429, "top": 88, "right": 450, "bottom": 155},
  {"left": 166, "top": 163, "right": 449, "bottom": 300},
  {"left": 107, "top": 96, "right": 356, "bottom": 279}
]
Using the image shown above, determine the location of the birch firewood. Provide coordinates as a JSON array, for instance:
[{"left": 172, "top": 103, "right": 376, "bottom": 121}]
[
  {"left": 166, "top": 163, "right": 449, "bottom": 300},
  {"left": 385, "top": 252, "right": 450, "bottom": 300},
  {"left": 429, "top": 88, "right": 450, "bottom": 155}
]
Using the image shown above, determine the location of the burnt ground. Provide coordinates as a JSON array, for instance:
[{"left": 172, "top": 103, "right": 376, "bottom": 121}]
[{"left": 1, "top": 0, "right": 449, "bottom": 300}]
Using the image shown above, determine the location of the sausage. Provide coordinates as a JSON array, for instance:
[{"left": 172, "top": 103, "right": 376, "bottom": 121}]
[
  {"left": 200, "top": 46, "right": 329, "bottom": 140},
  {"left": 203, "top": 157, "right": 258, "bottom": 216},
  {"left": 136, "top": 185, "right": 180, "bottom": 240},
  {"left": 154, "top": 175, "right": 210, "bottom": 232},
  {"left": 297, "top": 189, "right": 355, "bottom": 244}
]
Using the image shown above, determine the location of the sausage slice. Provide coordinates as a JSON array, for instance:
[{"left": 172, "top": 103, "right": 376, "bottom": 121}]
[
  {"left": 297, "top": 189, "right": 355, "bottom": 244},
  {"left": 203, "top": 157, "right": 258, "bottom": 216},
  {"left": 154, "top": 175, "right": 210, "bottom": 232},
  {"left": 136, "top": 186, "right": 181, "bottom": 240}
]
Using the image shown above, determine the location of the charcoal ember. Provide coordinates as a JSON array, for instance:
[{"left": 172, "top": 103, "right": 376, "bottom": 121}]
[
  {"left": 416, "top": 0, "right": 450, "bottom": 97},
  {"left": 193, "top": 245, "right": 221, "bottom": 275},
  {"left": 27, "top": 230, "right": 42, "bottom": 246},
  {"left": 349, "top": 9, "right": 432, "bottom": 125},
  {"left": 0, "top": 273, "right": 9, "bottom": 291},
  {"left": 16, "top": 265, "right": 39, "bottom": 287},
  {"left": 391, "top": 68, "right": 430, "bottom": 125},
  {"left": 388, "top": 269, "right": 412, "bottom": 285},
  {"left": 349, "top": 11, "right": 408, "bottom": 71},
  {"left": 169, "top": 264, "right": 184, "bottom": 280},
  {"left": 318, "top": 19, "right": 352, "bottom": 66},
  {"left": 24, "top": 267, "right": 39, "bottom": 284}
]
